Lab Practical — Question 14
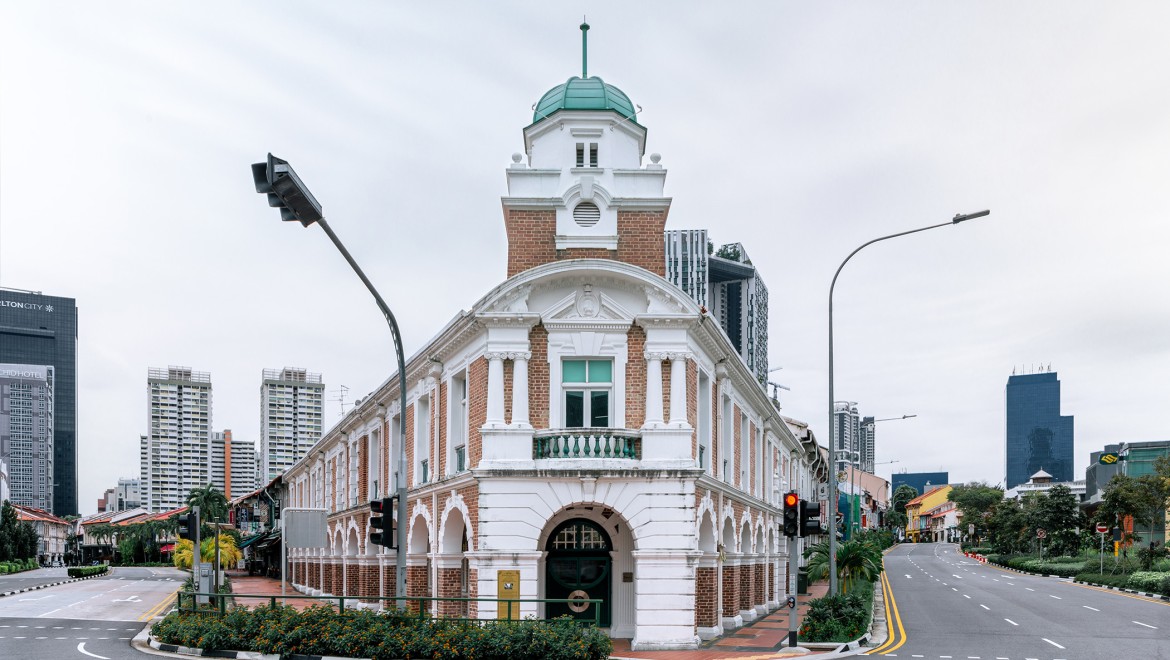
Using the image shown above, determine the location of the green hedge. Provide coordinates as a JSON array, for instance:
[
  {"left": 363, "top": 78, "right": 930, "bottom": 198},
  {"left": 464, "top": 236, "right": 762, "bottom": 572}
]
[
  {"left": 152, "top": 605, "right": 612, "bottom": 660},
  {"left": 798, "top": 580, "right": 874, "bottom": 642},
  {"left": 68, "top": 565, "right": 109, "bottom": 578},
  {"left": 1126, "top": 571, "right": 1170, "bottom": 594},
  {"left": 1074, "top": 572, "right": 1134, "bottom": 588},
  {"left": 0, "top": 559, "right": 37, "bottom": 574}
]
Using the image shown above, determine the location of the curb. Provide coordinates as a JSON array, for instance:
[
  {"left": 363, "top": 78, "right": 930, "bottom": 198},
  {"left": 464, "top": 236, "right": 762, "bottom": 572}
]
[
  {"left": 146, "top": 633, "right": 372, "bottom": 660},
  {"left": 1071, "top": 579, "right": 1170, "bottom": 601},
  {"left": 0, "top": 569, "right": 111, "bottom": 598}
]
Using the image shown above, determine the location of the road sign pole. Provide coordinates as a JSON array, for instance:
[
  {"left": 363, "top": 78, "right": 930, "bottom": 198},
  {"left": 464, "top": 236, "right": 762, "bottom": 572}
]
[
  {"left": 1099, "top": 532, "right": 1104, "bottom": 573},
  {"left": 787, "top": 535, "right": 799, "bottom": 647}
]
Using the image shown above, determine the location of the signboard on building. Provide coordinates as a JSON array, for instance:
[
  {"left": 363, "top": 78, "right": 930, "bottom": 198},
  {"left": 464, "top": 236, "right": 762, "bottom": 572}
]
[{"left": 283, "top": 508, "right": 327, "bottom": 548}]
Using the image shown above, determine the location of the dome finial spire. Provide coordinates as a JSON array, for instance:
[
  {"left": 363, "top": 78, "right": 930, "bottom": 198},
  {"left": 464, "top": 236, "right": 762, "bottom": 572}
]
[{"left": 580, "top": 19, "right": 590, "bottom": 78}]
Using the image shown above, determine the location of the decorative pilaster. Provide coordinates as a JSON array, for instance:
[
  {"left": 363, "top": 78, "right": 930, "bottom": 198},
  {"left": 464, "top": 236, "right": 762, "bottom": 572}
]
[
  {"left": 644, "top": 351, "right": 666, "bottom": 426},
  {"left": 485, "top": 352, "right": 507, "bottom": 426},
  {"left": 668, "top": 353, "right": 689, "bottom": 426},
  {"left": 508, "top": 351, "right": 531, "bottom": 427}
]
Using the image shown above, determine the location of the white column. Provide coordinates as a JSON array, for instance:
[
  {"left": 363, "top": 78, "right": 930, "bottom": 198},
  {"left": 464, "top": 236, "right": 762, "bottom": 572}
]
[
  {"left": 668, "top": 353, "right": 688, "bottom": 425},
  {"left": 645, "top": 352, "right": 665, "bottom": 425},
  {"left": 486, "top": 352, "right": 506, "bottom": 426},
  {"left": 509, "top": 351, "right": 531, "bottom": 427}
]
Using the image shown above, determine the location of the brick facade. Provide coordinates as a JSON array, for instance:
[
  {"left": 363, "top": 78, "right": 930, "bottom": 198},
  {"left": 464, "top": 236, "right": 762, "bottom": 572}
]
[
  {"left": 616, "top": 210, "right": 668, "bottom": 276},
  {"left": 624, "top": 325, "right": 646, "bottom": 429},
  {"left": 467, "top": 357, "right": 487, "bottom": 468},
  {"left": 695, "top": 566, "right": 718, "bottom": 627},
  {"left": 721, "top": 565, "right": 739, "bottom": 617},
  {"left": 504, "top": 209, "right": 668, "bottom": 280},
  {"left": 528, "top": 325, "right": 549, "bottom": 428}
]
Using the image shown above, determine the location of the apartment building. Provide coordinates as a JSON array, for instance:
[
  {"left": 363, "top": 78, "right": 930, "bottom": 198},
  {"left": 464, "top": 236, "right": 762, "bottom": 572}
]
[
  {"left": 259, "top": 368, "right": 324, "bottom": 483},
  {"left": 140, "top": 366, "right": 213, "bottom": 512}
]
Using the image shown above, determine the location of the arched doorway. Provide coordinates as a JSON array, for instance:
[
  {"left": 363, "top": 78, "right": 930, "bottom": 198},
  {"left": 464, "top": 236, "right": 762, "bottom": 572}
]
[{"left": 545, "top": 518, "right": 612, "bottom": 626}]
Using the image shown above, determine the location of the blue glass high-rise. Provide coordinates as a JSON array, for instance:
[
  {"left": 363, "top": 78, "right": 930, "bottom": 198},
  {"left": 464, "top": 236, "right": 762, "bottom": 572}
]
[{"left": 1005, "top": 372, "right": 1074, "bottom": 489}]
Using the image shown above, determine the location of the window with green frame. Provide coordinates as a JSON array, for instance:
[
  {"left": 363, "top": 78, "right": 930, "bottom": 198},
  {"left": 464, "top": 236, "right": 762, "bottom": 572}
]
[{"left": 562, "top": 359, "right": 612, "bottom": 428}]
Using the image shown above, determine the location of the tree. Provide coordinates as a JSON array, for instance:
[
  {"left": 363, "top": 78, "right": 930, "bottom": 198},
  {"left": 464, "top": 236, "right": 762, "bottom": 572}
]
[
  {"left": 171, "top": 534, "right": 240, "bottom": 570},
  {"left": 186, "top": 483, "right": 228, "bottom": 524},
  {"left": 1098, "top": 472, "right": 1169, "bottom": 548},
  {"left": 1025, "top": 485, "right": 1084, "bottom": 556},
  {"left": 803, "top": 537, "right": 884, "bottom": 593},
  {"left": 985, "top": 499, "right": 1028, "bottom": 554},
  {"left": 947, "top": 482, "right": 1004, "bottom": 544},
  {"left": 891, "top": 484, "right": 918, "bottom": 515}
]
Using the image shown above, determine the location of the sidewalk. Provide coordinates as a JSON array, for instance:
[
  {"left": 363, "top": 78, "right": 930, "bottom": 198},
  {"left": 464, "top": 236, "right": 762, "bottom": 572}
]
[
  {"left": 221, "top": 572, "right": 846, "bottom": 660},
  {"left": 225, "top": 570, "right": 326, "bottom": 610},
  {"left": 611, "top": 582, "right": 836, "bottom": 660}
]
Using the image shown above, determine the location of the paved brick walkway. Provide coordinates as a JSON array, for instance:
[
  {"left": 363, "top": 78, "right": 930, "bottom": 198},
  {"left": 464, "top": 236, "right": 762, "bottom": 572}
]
[{"left": 224, "top": 571, "right": 838, "bottom": 659}]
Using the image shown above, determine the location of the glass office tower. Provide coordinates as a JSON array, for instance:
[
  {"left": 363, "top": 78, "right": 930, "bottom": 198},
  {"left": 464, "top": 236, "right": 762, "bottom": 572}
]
[
  {"left": 1005, "top": 372, "right": 1074, "bottom": 489},
  {"left": 0, "top": 288, "right": 78, "bottom": 515}
]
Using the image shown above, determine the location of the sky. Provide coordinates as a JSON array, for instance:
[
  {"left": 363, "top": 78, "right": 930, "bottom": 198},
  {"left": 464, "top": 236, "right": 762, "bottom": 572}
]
[{"left": 1, "top": 2, "right": 1168, "bottom": 515}]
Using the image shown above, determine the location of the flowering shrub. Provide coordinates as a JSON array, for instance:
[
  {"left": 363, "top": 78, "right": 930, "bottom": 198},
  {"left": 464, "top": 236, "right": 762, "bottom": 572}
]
[{"left": 151, "top": 605, "right": 612, "bottom": 660}]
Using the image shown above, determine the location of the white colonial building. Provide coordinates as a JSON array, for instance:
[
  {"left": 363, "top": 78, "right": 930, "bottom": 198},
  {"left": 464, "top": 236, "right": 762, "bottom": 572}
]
[{"left": 282, "top": 27, "right": 827, "bottom": 650}]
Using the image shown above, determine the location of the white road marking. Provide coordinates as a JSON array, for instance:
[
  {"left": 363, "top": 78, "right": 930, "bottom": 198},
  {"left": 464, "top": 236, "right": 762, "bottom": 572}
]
[
  {"left": 1083, "top": 605, "right": 1099, "bottom": 611},
  {"left": 951, "top": 587, "right": 958, "bottom": 591},
  {"left": 1004, "top": 618, "right": 1018, "bottom": 626},
  {"left": 1049, "top": 595, "right": 1061, "bottom": 599},
  {"left": 1133, "top": 621, "right": 1157, "bottom": 629},
  {"left": 1025, "top": 587, "right": 1034, "bottom": 591},
  {"left": 980, "top": 604, "right": 990, "bottom": 610},
  {"left": 953, "top": 574, "right": 963, "bottom": 579},
  {"left": 1043, "top": 638, "right": 1065, "bottom": 649},
  {"left": 77, "top": 642, "right": 109, "bottom": 659},
  {"left": 963, "top": 594, "right": 971, "bottom": 599}
]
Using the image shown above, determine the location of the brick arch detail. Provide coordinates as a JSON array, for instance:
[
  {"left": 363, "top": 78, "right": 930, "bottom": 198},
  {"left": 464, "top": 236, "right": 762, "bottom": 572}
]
[{"left": 438, "top": 490, "right": 475, "bottom": 554}]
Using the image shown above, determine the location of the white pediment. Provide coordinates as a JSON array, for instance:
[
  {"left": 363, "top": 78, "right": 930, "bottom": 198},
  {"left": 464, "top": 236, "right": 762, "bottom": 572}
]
[{"left": 543, "top": 285, "right": 635, "bottom": 328}]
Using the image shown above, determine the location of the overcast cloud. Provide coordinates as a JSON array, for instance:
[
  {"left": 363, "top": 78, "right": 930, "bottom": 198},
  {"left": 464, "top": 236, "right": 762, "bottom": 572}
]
[{"left": 2, "top": 2, "right": 1168, "bottom": 514}]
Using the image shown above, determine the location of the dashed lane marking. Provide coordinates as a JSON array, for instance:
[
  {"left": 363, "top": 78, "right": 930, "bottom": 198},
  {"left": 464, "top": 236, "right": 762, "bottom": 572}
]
[
  {"left": 1083, "top": 605, "right": 1099, "bottom": 611},
  {"left": 1004, "top": 618, "right": 1018, "bottom": 626},
  {"left": 1043, "top": 638, "right": 1065, "bottom": 649},
  {"left": 980, "top": 604, "right": 990, "bottom": 610},
  {"left": 1133, "top": 621, "right": 1157, "bottom": 629}
]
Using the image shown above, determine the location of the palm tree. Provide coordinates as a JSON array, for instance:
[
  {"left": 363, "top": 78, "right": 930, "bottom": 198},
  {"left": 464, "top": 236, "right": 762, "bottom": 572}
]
[
  {"left": 803, "top": 538, "right": 885, "bottom": 593},
  {"left": 186, "top": 484, "right": 228, "bottom": 523}
]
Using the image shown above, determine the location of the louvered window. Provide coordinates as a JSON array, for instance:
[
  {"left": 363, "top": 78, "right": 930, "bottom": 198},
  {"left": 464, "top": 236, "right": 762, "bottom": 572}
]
[{"left": 573, "top": 202, "right": 600, "bottom": 228}]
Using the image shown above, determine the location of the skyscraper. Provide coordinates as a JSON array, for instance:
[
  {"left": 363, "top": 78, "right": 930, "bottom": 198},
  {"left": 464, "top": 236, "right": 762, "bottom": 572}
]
[
  {"left": 141, "top": 366, "right": 213, "bottom": 512},
  {"left": 259, "top": 367, "right": 324, "bottom": 482},
  {"left": 665, "top": 230, "right": 769, "bottom": 384},
  {"left": 1005, "top": 371, "right": 1074, "bottom": 489},
  {"left": 0, "top": 288, "right": 78, "bottom": 515},
  {"left": 859, "top": 415, "right": 876, "bottom": 474},
  {"left": 0, "top": 364, "right": 54, "bottom": 510},
  {"left": 833, "top": 401, "right": 860, "bottom": 473},
  {"left": 211, "top": 429, "right": 257, "bottom": 498}
]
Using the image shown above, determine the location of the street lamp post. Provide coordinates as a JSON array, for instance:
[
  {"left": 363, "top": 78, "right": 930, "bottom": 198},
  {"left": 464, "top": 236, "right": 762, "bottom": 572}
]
[
  {"left": 252, "top": 154, "right": 409, "bottom": 607},
  {"left": 827, "top": 210, "right": 988, "bottom": 595}
]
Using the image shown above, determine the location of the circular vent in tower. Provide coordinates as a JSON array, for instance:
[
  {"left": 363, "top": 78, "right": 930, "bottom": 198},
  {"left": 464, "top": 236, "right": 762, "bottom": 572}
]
[{"left": 573, "top": 202, "right": 601, "bottom": 228}]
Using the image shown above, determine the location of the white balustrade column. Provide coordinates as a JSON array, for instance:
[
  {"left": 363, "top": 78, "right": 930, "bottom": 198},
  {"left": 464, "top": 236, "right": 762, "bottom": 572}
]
[
  {"left": 645, "top": 352, "right": 665, "bottom": 425},
  {"left": 669, "top": 354, "right": 688, "bottom": 425},
  {"left": 510, "top": 351, "right": 531, "bottom": 427},
  {"left": 486, "top": 352, "right": 507, "bottom": 426}
]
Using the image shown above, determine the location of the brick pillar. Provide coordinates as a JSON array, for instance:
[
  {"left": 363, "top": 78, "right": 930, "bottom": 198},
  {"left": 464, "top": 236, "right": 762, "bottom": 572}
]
[
  {"left": 322, "top": 560, "right": 334, "bottom": 595},
  {"left": 739, "top": 561, "right": 752, "bottom": 612},
  {"left": 768, "top": 563, "right": 775, "bottom": 602},
  {"left": 437, "top": 567, "right": 463, "bottom": 617},
  {"left": 346, "top": 559, "right": 360, "bottom": 597},
  {"left": 696, "top": 566, "right": 718, "bottom": 628},
  {"left": 721, "top": 564, "right": 740, "bottom": 618},
  {"left": 384, "top": 564, "right": 397, "bottom": 599},
  {"left": 754, "top": 563, "right": 765, "bottom": 607},
  {"left": 406, "top": 563, "right": 429, "bottom": 614}
]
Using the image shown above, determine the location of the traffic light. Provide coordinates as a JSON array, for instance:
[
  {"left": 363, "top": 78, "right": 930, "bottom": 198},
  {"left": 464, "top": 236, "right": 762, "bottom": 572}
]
[
  {"left": 799, "top": 500, "right": 823, "bottom": 538},
  {"left": 177, "top": 509, "right": 199, "bottom": 541},
  {"left": 252, "top": 154, "right": 324, "bottom": 227},
  {"left": 783, "top": 492, "right": 800, "bottom": 538},
  {"left": 369, "top": 496, "right": 396, "bottom": 549}
]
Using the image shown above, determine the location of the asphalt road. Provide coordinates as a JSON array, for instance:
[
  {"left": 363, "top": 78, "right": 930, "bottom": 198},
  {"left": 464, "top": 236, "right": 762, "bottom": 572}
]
[
  {"left": 0, "top": 566, "right": 185, "bottom": 660},
  {"left": 869, "top": 543, "right": 1170, "bottom": 660},
  {"left": 0, "top": 567, "right": 76, "bottom": 593}
]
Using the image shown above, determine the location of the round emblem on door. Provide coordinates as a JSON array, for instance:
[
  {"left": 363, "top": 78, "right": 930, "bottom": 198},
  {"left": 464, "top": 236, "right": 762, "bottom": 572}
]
[{"left": 567, "top": 589, "right": 590, "bottom": 613}]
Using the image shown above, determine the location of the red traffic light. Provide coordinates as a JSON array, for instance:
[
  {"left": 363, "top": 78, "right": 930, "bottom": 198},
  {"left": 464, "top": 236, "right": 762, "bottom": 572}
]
[{"left": 784, "top": 492, "right": 799, "bottom": 508}]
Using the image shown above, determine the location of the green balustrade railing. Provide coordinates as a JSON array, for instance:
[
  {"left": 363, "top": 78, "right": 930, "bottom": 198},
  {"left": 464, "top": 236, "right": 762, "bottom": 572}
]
[{"left": 534, "top": 429, "right": 640, "bottom": 459}]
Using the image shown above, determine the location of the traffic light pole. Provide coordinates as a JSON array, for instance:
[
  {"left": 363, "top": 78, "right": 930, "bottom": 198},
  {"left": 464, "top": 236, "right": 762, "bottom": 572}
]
[{"left": 787, "top": 534, "right": 799, "bottom": 647}]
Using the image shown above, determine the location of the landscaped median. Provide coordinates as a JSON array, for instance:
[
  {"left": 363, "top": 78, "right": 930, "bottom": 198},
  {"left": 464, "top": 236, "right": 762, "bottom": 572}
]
[
  {"left": 150, "top": 604, "right": 612, "bottom": 660},
  {"left": 984, "top": 552, "right": 1170, "bottom": 598},
  {"left": 67, "top": 565, "right": 109, "bottom": 578}
]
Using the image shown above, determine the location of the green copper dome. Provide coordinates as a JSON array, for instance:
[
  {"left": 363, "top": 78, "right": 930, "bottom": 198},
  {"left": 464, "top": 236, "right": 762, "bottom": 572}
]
[{"left": 532, "top": 76, "right": 638, "bottom": 125}]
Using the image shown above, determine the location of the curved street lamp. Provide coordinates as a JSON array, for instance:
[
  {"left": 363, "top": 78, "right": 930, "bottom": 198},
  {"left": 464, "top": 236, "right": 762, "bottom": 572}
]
[
  {"left": 251, "top": 154, "right": 409, "bottom": 606},
  {"left": 826, "top": 210, "right": 989, "bottom": 595}
]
